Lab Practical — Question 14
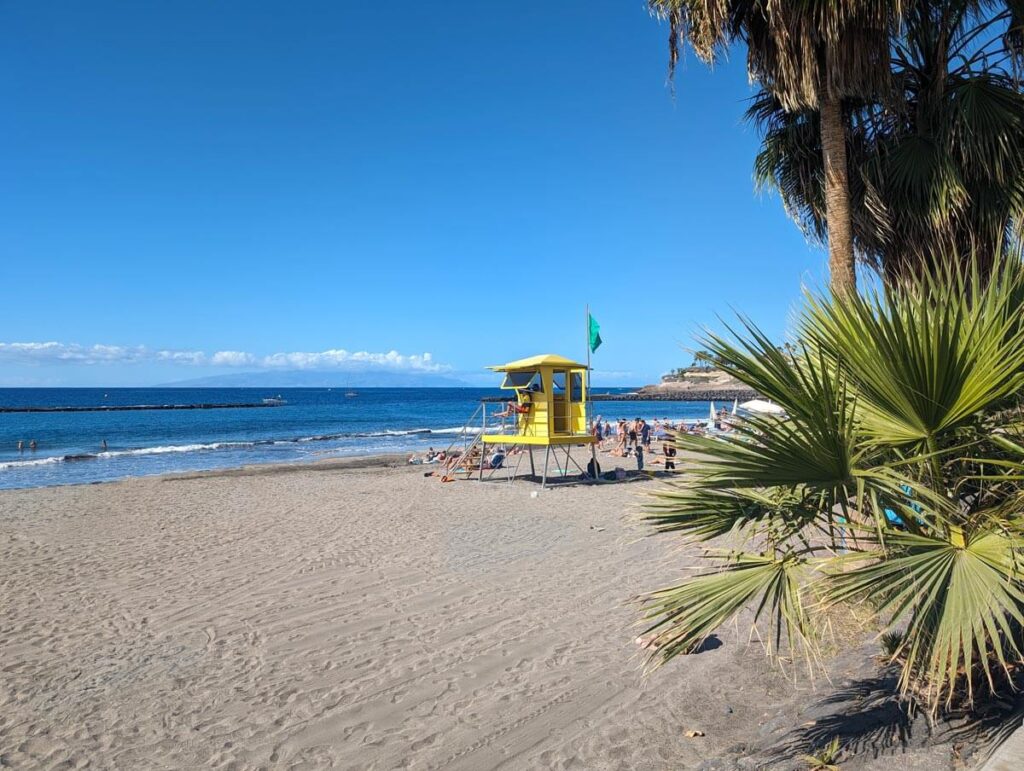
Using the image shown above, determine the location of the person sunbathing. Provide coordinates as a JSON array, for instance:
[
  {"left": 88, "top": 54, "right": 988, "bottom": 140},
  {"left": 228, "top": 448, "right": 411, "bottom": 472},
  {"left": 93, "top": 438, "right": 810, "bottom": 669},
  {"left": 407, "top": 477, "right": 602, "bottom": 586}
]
[
  {"left": 439, "top": 448, "right": 488, "bottom": 482},
  {"left": 442, "top": 450, "right": 466, "bottom": 473}
]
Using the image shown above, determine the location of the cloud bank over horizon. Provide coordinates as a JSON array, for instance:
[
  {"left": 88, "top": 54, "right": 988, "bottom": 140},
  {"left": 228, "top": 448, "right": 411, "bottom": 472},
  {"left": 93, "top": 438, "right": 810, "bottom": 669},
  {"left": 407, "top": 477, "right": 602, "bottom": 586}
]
[{"left": 0, "top": 342, "right": 449, "bottom": 373}]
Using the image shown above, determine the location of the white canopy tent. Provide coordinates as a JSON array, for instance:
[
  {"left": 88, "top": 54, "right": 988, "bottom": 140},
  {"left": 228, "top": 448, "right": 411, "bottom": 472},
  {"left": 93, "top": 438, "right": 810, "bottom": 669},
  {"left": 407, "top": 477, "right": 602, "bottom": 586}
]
[{"left": 739, "top": 399, "right": 786, "bottom": 416}]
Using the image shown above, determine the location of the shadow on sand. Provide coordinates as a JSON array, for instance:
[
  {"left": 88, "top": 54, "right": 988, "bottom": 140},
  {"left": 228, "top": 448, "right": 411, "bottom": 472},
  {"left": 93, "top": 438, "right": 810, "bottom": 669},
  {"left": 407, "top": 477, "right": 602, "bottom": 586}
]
[{"left": 755, "top": 667, "right": 1024, "bottom": 769}]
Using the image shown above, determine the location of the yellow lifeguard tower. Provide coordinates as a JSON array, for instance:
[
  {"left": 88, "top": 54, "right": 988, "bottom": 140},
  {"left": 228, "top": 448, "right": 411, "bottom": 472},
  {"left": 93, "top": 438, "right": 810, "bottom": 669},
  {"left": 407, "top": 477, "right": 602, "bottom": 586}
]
[
  {"left": 468, "top": 354, "right": 596, "bottom": 486},
  {"left": 484, "top": 354, "right": 590, "bottom": 442}
]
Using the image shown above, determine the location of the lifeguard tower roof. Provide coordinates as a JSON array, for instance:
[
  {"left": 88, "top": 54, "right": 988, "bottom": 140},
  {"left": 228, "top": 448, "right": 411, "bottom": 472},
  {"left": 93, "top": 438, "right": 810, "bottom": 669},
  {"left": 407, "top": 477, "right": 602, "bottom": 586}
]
[{"left": 488, "top": 354, "right": 586, "bottom": 371}]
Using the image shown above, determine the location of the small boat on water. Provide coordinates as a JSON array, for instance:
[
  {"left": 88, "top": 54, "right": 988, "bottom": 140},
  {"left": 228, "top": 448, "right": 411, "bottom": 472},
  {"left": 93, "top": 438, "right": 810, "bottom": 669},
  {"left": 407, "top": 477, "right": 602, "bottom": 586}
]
[
  {"left": 262, "top": 396, "right": 287, "bottom": 406},
  {"left": 345, "top": 391, "right": 358, "bottom": 398}
]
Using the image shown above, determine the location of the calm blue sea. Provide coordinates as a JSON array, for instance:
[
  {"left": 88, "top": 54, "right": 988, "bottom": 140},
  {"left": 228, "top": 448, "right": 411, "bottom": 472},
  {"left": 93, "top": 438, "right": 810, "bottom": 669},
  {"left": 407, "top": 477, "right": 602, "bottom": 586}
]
[{"left": 0, "top": 388, "right": 719, "bottom": 490}]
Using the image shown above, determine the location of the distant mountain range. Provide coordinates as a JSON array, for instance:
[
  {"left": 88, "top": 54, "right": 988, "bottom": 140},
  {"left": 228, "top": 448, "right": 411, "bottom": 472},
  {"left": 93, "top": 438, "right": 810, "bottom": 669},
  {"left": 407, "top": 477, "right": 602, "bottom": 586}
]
[{"left": 156, "top": 370, "right": 473, "bottom": 388}]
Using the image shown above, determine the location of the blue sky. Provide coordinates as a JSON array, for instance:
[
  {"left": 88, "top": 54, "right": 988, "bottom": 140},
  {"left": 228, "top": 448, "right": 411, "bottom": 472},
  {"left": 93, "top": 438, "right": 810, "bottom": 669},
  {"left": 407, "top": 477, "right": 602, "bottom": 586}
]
[{"left": 1, "top": 1, "right": 825, "bottom": 387}]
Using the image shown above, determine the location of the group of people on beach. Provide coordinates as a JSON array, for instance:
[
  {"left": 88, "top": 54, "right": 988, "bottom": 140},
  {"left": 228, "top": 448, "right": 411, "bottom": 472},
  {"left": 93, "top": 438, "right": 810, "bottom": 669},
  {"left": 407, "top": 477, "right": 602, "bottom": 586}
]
[
  {"left": 409, "top": 444, "right": 525, "bottom": 482},
  {"left": 590, "top": 417, "right": 664, "bottom": 472},
  {"left": 408, "top": 409, "right": 735, "bottom": 479},
  {"left": 588, "top": 412, "right": 737, "bottom": 471}
]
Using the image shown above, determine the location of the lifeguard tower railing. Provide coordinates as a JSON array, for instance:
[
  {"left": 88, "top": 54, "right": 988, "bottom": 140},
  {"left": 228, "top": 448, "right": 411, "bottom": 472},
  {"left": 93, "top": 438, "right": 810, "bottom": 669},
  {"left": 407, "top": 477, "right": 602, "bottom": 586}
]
[
  {"left": 438, "top": 399, "right": 520, "bottom": 460},
  {"left": 438, "top": 397, "right": 543, "bottom": 480}
]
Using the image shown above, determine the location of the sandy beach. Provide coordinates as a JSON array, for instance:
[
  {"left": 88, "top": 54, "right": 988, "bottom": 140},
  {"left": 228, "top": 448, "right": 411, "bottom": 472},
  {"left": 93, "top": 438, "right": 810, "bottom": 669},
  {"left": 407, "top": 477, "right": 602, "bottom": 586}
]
[{"left": 0, "top": 456, "right": 980, "bottom": 769}]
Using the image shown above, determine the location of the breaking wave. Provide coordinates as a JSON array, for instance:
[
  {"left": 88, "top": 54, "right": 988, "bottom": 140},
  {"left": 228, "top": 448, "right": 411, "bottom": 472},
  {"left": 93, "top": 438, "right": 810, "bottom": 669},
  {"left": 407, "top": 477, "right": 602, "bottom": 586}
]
[{"left": 0, "top": 427, "right": 468, "bottom": 471}]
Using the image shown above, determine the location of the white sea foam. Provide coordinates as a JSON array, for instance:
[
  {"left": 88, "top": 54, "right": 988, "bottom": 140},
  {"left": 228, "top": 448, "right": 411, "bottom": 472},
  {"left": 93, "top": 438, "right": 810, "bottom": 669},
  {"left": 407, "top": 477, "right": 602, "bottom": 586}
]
[
  {"left": 429, "top": 425, "right": 506, "bottom": 434},
  {"left": 96, "top": 442, "right": 253, "bottom": 458},
  {"left": 0, "top": 442, "right": 255, "bottom": 470},
  {"left": 0, "top": 456, "right": 64, "bottom": 470}
]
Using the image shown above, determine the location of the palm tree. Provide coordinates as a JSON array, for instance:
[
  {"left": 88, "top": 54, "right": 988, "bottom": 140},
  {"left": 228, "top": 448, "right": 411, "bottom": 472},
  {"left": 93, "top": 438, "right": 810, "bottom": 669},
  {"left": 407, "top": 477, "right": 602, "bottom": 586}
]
[
  {"left": 648, "top": 1, "right": 895, "bottom": 294},
  {"left": 641, "top": 252, "right": 1024, "bottom": 713},
  {"left": 691, "top": 350, "right": 716, "bottom": 369},
  {"left": 750, "top": 1, "right": 1024, "bottom": 284}
]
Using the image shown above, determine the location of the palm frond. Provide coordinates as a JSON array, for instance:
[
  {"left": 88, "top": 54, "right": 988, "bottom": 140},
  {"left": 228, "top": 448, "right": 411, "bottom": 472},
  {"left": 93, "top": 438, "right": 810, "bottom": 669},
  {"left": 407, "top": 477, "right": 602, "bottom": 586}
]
[
  {"left": 800, "top": 261, "right": 1024, "bottom": 445},
  {"left": 827, "top": 527, "right": 1024, "bottom": 709},
  {"left": 641, "top": 550, "right": 819, "bottom": 665},
  {"left": 641, "top": 251, "right": 1024, "bottom": 714}
]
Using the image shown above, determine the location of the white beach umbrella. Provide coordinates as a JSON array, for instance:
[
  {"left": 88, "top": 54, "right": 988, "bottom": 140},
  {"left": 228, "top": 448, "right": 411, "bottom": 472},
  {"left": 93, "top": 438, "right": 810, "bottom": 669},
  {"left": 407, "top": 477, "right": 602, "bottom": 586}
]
[
  {"left": 739, "top": 399, "right": 786, "bottom": 415},
  {"left": 732, "top": 398, "right": 738, "bottom": 415},
  {"left": 709, "top": 401, "right": 716, "bottom": 422}
]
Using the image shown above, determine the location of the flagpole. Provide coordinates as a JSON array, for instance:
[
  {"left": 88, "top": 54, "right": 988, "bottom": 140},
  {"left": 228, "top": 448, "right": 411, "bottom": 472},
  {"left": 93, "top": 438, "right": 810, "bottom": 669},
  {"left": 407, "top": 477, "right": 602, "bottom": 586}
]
[
  {"left": 586, "top": 304, "right": 598, "bottom": 481},
  {"left": 585, "top": 304, "right": 592, "bottom": 425}
]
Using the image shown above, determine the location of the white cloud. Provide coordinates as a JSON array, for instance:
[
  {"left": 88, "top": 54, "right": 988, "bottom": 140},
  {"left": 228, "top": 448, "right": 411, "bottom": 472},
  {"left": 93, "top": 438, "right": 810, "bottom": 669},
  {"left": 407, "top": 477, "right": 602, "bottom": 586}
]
[
  {"left": 252, "top": 349, "right": 440, "bottom": 371},
  {"left": 210, "top": 350, "right": 255, "bottom": 367},
  {"left": 0, "top": 342, "right": 149, "bottom": 364},
  {"left": 0, "top": 342, "right": 449, "bottom": 373},
  {"left": 156, "top": 350, "right": 207, "bottom": 365}
]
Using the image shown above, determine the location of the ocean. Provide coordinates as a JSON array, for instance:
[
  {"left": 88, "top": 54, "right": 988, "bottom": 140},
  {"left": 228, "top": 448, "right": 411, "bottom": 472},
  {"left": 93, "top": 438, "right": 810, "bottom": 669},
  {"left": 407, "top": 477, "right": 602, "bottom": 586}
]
[{"left": 0, "top": 388, "right": 720, "bottom": 490}]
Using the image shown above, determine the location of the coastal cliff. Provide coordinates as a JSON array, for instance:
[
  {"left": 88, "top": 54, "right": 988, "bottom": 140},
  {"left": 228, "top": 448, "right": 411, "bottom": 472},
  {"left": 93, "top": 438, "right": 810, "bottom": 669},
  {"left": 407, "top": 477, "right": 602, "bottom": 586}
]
[{"left": 631, "top": 367, "right": 756, "bottom": 401}]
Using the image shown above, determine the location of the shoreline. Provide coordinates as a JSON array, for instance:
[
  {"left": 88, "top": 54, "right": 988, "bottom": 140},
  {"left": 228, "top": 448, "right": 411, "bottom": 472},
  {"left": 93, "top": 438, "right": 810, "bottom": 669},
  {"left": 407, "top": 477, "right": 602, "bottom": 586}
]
[{"left": 0, "top": 389, "right": 732, "bottom": 491}]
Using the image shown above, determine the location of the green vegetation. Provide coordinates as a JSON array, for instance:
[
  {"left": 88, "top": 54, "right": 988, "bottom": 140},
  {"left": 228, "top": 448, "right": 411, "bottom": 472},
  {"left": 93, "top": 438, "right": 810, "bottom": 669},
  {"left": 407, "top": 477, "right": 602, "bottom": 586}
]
[
  {"left": 751, "top": 1, "right": 1024, "bottom": 286},
  {"left": 641, "top": 254, "right": 1024, "bottom": 713},
  {"left": 648, "top": 1, "right": 1024, "bottom": 289},
  {"left": 801, "top": 736, "right": 843, "bottom": 771},
  {"left": 648, "top": 0, "right": 897, "bottom": 293}
]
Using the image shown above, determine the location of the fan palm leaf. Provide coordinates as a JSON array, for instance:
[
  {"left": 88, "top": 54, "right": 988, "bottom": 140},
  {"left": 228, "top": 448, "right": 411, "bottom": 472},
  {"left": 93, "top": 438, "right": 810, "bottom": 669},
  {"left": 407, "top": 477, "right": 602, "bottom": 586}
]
[
  {"left": 641, "top": 550, "right": 818, "bottom": 664},
  {"left": 800, "top": 263, "right": 1024, "bottom": 447},
  {"left": 641, "top": 252, "right": 1024, "bottom": 713},
  {"left": 748, "top": 1, "right": 1024, "bottom": 283},
  {"left": 828, "top": 527, "right": 1024, "bottom": 706}
]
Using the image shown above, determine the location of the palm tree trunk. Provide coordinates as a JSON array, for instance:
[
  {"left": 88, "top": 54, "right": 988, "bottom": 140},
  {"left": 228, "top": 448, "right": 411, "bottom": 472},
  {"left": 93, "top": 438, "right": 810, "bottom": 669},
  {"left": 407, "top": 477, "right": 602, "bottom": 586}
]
[{"left": 819, "top": 94, "right": 857, "bottom": 294}]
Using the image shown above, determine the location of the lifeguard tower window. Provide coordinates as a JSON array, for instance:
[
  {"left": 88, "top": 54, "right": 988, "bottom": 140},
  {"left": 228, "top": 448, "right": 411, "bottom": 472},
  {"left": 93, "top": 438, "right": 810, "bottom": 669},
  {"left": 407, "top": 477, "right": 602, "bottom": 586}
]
[
  {"left": 551, "top": 370, "right": 578, "bottom": 435},
  {"left": 551, "top": 372, "right": 583, "bottom": 400},
  {"left": 502, "top": 371, "right": 541, "bottom": 391}
]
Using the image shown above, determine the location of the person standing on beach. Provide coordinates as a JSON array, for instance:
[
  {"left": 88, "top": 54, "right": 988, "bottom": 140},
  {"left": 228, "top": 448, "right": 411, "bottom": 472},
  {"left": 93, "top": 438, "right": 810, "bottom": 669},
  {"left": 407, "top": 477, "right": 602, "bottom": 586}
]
[
  {"left": 628, "top": 419, "right": 639, "bottom": 452},
  {"left": 640, "top": 419, "right": 652, "bottom": 454}
]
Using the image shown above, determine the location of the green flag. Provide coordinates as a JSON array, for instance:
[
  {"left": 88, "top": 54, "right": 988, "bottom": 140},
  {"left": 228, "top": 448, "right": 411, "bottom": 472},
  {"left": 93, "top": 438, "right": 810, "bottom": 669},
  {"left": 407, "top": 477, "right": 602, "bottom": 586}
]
[{"left": 588, "top": 313, "right": 602, "bottom": 353}]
